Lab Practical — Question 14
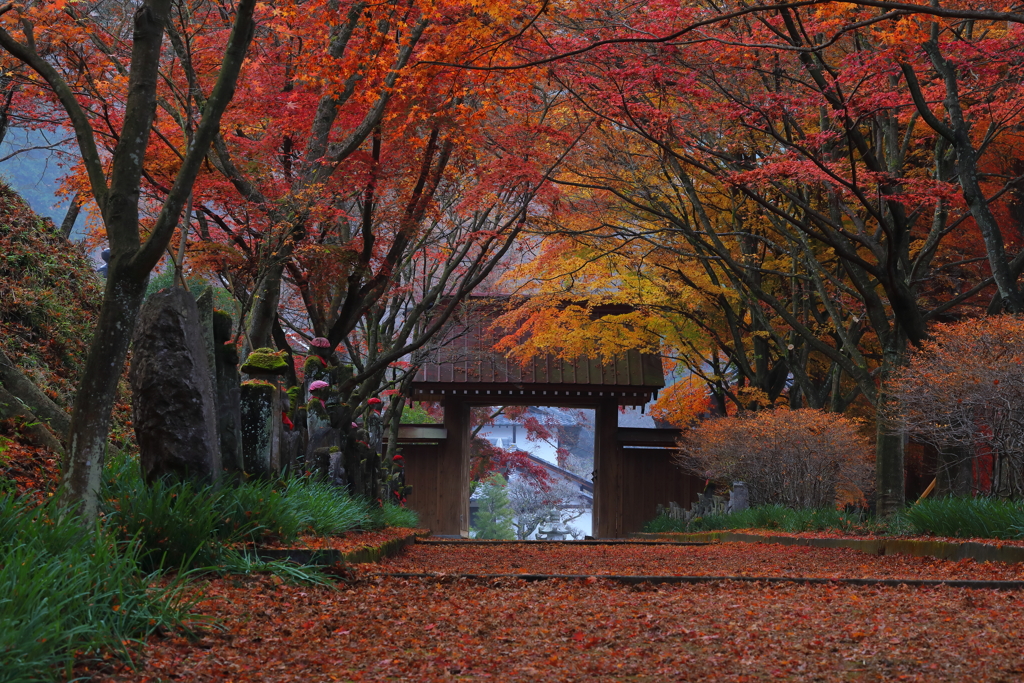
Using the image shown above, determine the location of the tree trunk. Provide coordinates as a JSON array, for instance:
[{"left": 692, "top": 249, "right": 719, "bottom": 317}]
[
  {"left": 247, "top": 261, "right": 284, "bottom": 351},
  {"left": 0, "top": 348, "right": 70, "bottom": 439},
  {"left": 58, "top": 266, "right": 149, "bottom": 521},
  {"left": 936, "top": 444, "right": 971, "bottom": 497},
  {"left": 0, "top": 386, "right": 65, "bottom": 454},
  {"left": 874, "top": 347, "right": 906, "bottom": 516}
]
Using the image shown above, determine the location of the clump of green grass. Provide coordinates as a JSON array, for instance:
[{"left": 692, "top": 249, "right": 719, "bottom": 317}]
[
  {"left": 369, "top": 500, "right": 420, "bottom": 530},
  {"left": 646, "top": 496, "right": 1024, "bottom": 539},
  {"left": 101, "top": 452, "right": 417, "bottom": 571},
  {"left": 280, "top": 477, "right": 374, "bottom": 535},
  {"left": 904, "top": 496, "right": 1024, "bottom": 539},
  {"left": 644, "top": 504, "right": 878, "bottom": 535},
  {"left": 0, "top": 495, "right": 192, "bottom": 683}
]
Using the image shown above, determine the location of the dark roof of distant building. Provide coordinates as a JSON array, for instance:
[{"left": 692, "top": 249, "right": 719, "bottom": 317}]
[{"left": 412, "top": 297, "right": 664, "bottom": 407}]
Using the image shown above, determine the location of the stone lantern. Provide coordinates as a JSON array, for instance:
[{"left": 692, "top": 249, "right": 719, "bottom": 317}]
[{"left": 240, "top": 348, "right": 289, "bottom": 476}]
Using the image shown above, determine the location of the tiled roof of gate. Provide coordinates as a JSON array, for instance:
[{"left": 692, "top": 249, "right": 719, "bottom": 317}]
[{"left": 411, "top": 298, "right": 664, "bottom": 406}]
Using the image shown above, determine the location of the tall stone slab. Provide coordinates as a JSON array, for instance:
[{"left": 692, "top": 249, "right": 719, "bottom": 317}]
[
  {"left": 195, "top": 287, "right": 217, "bottom": 381},
  {"left": 213, "top": 310, "right": 243, "bottom": 472},
  {"left": 130, "top": 288, "right": 221, "bottom": 483},
  {"left": 240, "top": 381, "right": 277, "bottom": 477}
]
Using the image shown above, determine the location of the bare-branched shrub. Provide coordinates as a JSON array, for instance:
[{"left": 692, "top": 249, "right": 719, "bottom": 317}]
[
  {"left": 892, "top": 316, "right": 1024, "bottom": 498},
  {"left": 676, "top": 409, "right": 871, "bottom": 508}
]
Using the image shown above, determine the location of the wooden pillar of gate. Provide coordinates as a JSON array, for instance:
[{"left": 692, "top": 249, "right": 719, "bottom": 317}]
[
  {"left": 436, "top": 396, "right": 470, "bottom": 537},
  {"left": 593, "top": 397, "right": 622, "bottom": 538}
]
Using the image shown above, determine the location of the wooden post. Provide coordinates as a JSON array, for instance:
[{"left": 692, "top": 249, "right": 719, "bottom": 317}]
[
  {"left": 439, "top": 396, "right": 470, "bottom": 537},
  {"left": 593, "top": 398, "right": 621, "bottom": 538}
]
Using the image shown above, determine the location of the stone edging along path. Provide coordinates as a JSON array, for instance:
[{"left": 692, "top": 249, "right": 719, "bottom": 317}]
[
  {"left": 252, "top": 530, "right": 427, "bottom": 566},
  {"left": 630, "top": 531, "right": 1024, "bottom": 565}
]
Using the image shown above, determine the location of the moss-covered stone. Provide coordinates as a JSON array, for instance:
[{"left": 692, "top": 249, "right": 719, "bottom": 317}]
[
  {"left": 303, "top": 355, "right": 325, "bottom": 374},
  {"left": 330, "top": 363, "right": 354, "bottom": 384},
  {"left": 241, "top": 348, "right": 289, "bottom": 376},
  {"left": 241, "top": 378, "right": 277, "bottom": 392},
  {"left": 286, "top": 385, "right": 302, "bottom": 411}
]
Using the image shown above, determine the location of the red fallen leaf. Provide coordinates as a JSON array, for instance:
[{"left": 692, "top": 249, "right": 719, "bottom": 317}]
[
  {"left": 572, "top": 631, "right": 584, "bottom": 642},
  {"left": 423, "top": 623, "right": 436, "bottom": 630}
]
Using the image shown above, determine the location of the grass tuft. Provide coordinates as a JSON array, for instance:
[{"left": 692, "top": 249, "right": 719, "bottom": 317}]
[
  {"left": 645, "top": 504, "right": 879, "bottom": 535},
  {"left": 904, "top": 496, "right": 1024, "bottom": 539},
  {"left": 101, "top": 452, "right": 417, "bottom": 572},
  {"left": 646, "top": 497, "right": 1024, "bottom": 539},
  {"left": 0, "top": 495, "right": 192, "bottom": 683}
]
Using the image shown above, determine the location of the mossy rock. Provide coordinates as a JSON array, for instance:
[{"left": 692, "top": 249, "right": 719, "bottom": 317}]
[
  {"left": 331, "top": 363, "right": 354, "bottom": 383},
  {"left": 241, "top": 378, "right": 277, "bottom": 393},
  {"left": 241, "top": 348, "right": 289, "bottom": 376},
  {"left": 303, "top": 355, "right": 325, "bottom": 374}
]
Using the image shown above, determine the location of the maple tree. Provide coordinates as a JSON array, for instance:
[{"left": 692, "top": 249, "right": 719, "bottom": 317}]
[
  {"left": 493, "top": 0, "right": 1024, "bottom": 514},
  {"left": 5, "top": 0, "right": 572, "bottom": 513},
  {"left": 123, "top": 0, "right": 582, "bottom": 501},
  {"left": 12, "top": 0, "right": 1024, "bottom": 521},
  {"left": 0, "top": 0, "right": 258, "bottom": 522}
]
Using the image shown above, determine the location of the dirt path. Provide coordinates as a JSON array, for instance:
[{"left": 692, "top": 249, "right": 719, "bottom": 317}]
[{"left": 84, "top": 542, "right": 1024, "bottom": 682}]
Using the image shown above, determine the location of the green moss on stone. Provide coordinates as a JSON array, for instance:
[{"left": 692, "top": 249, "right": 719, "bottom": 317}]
[
  {"left": 303, "top": 355, "right": 325, "bottom": 374},
  {"left": 241, "top": 348, "right": 289, "bottom": 375},
  {"left": 286, "top": 386, "right": 302, "bottom": 410},
  {"left": 241, "top": 379, "right": 276, "bottom": 390}
]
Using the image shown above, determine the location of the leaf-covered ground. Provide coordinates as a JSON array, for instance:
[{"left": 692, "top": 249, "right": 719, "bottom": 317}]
[
  {"left": 248, "top": 528, "right": 427, "bottom": 554},
  {"left": 0, "top": 436, "right": 60, "bottom": 501},
  {"left": 373, "top": 541, "right": 1024, "bottom": 582},
  {"left": 82, "top": 543, "right": 1024, "bottom": 682}
]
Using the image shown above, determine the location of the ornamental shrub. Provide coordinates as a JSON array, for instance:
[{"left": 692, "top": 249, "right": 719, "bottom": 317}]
[{"left": 677, "top": 408, "right": 871, "bottom": 509}]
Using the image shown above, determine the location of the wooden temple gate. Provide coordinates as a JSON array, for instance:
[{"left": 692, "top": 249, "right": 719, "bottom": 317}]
[{"left": 390, "top": 299, "right": 703, "bottom": 538}]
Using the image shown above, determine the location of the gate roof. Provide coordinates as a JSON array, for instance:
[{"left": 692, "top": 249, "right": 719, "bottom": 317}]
[{"left": 411, "top": 299, "right": 664, "bottom": 407}]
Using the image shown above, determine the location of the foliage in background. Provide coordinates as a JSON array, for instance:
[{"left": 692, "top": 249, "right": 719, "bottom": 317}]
[
  {"left": 650, "top": 376, "right": 715, "bottom": 428},
  {"left": 144, "top": 268, "right": 237, "bottom": 316},
  {"left": 400, "top": 402, "right": 442, "bottom": 425},
  {"left": 471, "top": 473, "right": 515, "bottom": 540},
  {"left": 892, "top": 316, "right": 1024, "bottom": 498},
  {"left": 678, "top": 409, "right": 872, "bottom": 509},
  {"left": 507, "top": 473, "right": 589, "bottom": 540},
  {"left": 0, "top": 495, "right": 193, "bottom": 683}
]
